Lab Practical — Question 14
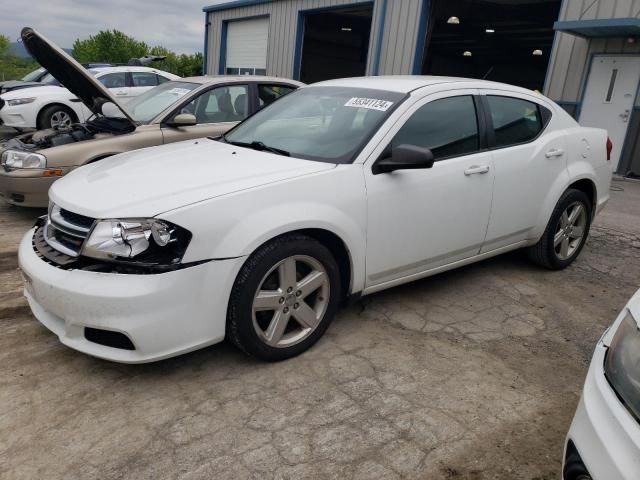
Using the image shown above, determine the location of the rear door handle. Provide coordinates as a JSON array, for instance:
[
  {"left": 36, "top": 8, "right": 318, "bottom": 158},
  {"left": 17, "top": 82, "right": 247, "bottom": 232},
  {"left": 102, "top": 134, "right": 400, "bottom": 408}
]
[
  {"left": 545, "top": 148, "right": 565, "bottom": 158},
  {"left": 464, "top": 165, "right": 490, "bottom": 176}
]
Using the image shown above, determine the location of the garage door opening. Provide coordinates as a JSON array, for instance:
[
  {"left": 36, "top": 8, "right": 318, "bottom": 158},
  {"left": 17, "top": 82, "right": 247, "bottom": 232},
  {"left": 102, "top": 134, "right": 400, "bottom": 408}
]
[
  {"left": 298, "top": 4, "right": 373, "bottom": 84},
  {"left": 422, "top": 0, "right": 562, "bottom": 91}
]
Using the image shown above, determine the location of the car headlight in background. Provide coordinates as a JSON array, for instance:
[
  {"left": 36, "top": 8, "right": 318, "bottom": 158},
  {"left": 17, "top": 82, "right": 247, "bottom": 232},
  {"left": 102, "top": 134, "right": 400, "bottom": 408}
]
[
  {"left": 604, "top": 311, "right": 640, "bottom": 422},
  {"left": 6, "top": 97, "right": 36, "bottom": 106},
  {"left": 1, "top": 150, "right": 46, "bottom": 169},
  {"left": 82, "top": 218, "right": 191, "bottom": 265}
]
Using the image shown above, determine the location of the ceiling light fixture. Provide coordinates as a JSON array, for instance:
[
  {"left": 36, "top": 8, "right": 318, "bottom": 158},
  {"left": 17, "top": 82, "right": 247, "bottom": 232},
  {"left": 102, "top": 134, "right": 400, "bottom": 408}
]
[
  {"left": 532, "top": 49, "right": 543, "bottom": 56},
  {"left": 463, "top": 50, "right": 472, "bottom": 57},
  {"left": 485, "top": 28, "right": 495, "bottom": 33},
  {"left": 447, "top": 16, "right": 460, "bottom": 24}
]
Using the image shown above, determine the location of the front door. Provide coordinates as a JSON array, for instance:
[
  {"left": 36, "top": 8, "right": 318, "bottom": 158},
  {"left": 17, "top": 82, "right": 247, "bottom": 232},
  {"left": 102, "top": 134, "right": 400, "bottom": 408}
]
[
  {"left": 579, "top": 55, "right": 640, "bottom": 171},
  {"left": 364, "top": 91, "right": 494, "bottom": 289},
  {"left": 161, "top": 84, "right": 250, "bottom": 143}
]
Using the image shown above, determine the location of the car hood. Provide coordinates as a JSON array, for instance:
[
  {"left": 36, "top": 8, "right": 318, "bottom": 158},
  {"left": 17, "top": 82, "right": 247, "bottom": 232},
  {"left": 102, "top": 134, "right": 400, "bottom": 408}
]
[
  {"left": 0, "top": 80, "right": 44, "bottom": 94},
  {"left": 49, "top": 139, "right": 336, "bottom": 218},
  {"left": 20, "top": 27, "right": 135, "bottom": 126},
  {"left": 0, "top": 84, "right": 69, "bottom": 100}
]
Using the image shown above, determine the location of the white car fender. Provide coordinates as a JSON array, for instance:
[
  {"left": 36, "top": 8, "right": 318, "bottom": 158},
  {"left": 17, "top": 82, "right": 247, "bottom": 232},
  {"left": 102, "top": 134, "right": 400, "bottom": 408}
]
[{"left": 160, "top": 165, "right": 368, "bottom": 294}]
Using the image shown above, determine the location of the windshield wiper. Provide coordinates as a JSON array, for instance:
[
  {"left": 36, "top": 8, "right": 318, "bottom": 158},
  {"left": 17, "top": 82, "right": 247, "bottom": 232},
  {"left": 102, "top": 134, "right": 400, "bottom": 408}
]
[{"left": 226, "top": 140, "right": 290, "bottom": 157}]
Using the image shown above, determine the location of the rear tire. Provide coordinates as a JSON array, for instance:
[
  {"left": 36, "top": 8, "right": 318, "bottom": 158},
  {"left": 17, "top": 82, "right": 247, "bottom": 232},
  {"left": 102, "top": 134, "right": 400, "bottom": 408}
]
[
  {"left": 37, "top": 105, "right": 76, "bottom": 130},
  {"left": 527, "top": 188, "right": 592, "bottom": 270},
  {"left": 227, "top": 233, "right": 341, "bottom": 361}
]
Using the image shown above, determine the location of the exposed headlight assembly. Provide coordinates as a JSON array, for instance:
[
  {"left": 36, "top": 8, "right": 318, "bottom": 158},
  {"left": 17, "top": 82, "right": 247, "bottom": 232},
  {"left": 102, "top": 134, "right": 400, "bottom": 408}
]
[
  {"left": 1, "top": 150, "right": 46, "bottom": 169},
  {"left": 604, "top": 311, "right": 640, "bottom": 422},
  {"left": 7, "top": 97, "right": 36, "bottom": 106},
  {"left": 82, "top": 218, "right": 191, "bottom": 266}
]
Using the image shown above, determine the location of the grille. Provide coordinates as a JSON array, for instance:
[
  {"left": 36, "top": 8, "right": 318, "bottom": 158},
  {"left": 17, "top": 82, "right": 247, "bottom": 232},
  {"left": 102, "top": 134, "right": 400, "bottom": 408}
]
[
  {"left": 59, "top": 208, "right": 94, "bottom": 230},
  {"left": 43, "top": 204, "right": 95, "bottom": 258}
]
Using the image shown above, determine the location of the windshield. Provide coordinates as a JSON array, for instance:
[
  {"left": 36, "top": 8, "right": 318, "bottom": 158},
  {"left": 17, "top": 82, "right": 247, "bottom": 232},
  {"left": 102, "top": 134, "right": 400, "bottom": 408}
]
[
  {"left": 224, "top": 86, "right": 406, "bottom": 164},
  {"left": 126, "top": 81, "right": 199, "bottom": 123},
  {"left": 22, "top": 67, "right": 46, "bottom": 82}
]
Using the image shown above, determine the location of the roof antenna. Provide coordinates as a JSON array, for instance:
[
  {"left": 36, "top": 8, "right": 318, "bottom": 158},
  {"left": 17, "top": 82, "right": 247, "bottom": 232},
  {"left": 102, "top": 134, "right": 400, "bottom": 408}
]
[{"left": 482, "top": 66, "right": 494, "bottom": 80}]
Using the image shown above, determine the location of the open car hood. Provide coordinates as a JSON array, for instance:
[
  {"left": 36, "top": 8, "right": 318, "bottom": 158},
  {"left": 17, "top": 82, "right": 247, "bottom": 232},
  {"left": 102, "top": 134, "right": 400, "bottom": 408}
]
[{"left": 20, "top": 27, "right": 136, "bottom": 126}]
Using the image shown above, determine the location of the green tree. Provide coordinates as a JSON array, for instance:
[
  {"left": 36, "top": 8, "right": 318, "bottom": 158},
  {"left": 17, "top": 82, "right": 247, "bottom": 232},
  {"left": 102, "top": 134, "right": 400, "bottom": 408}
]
[
  {"left": 0, "top": 33, "right": 39, "bottom": 81},
  {"left": 72, "top": 30, "right": 148, "bottom": 64},
  {"left": 149, "top": 46, "right": 203, "bottom": 77}
]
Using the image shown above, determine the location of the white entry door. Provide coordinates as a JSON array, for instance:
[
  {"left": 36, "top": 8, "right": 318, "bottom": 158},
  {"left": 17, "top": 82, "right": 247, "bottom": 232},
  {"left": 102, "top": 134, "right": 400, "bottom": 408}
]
[{"left": 579, "top": 55, "right": 640, "bottom": 171}]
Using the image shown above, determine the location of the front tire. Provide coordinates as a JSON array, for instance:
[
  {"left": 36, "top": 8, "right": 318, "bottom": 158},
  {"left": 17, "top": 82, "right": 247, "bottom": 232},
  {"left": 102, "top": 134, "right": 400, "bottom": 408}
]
[
  {"left": 38, "top": 105, "right": 76, "bottom": 130},
  {"left": 527, "top": 188, "right": 592, "bottom": 269},
  {"left": 227, "top": 233, "right": 341, "bottom": 361}
]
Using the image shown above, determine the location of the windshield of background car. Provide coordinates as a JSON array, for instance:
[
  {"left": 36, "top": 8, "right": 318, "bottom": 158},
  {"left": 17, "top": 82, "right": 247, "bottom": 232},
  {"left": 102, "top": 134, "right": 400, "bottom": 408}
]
[
  {"left": 39, "top": 73, "right": 61, "bottom": 85},
  {"left": 224, "top": 86, "right": 406, "bottom": 164},
  {"left": 22, "top": 67, "right": 46, "bottom": 82},
  {"left": 125, "top": 81, "right": 200, "bottom": 123}
]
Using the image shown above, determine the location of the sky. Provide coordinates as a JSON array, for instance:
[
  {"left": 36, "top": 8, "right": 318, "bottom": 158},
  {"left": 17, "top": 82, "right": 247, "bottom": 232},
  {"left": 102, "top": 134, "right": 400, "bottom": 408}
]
[{"left": 0, "top": 0, "right": 230, "bottom": 54}]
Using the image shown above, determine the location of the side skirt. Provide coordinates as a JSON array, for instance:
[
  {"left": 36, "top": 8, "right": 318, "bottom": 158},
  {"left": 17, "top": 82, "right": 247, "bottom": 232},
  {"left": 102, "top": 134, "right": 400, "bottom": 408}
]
[{"left": 361, "top": 240, "right": 529, "bottom": 296}]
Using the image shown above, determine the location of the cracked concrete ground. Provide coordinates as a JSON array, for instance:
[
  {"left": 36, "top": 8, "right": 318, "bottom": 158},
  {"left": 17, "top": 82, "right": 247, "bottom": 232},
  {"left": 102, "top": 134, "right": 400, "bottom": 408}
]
[{"left": 1, "top": 179, "right": 639, "bottom": 479}]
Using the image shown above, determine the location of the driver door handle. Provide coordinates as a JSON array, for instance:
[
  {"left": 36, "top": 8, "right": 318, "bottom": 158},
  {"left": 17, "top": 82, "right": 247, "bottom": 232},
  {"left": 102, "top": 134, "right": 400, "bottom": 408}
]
[
  {"left": 545, "top": 148, "right": 565, "bottom": 158},
  {"left": 464, "top": 165, "right": 490, "bottom": 176}
]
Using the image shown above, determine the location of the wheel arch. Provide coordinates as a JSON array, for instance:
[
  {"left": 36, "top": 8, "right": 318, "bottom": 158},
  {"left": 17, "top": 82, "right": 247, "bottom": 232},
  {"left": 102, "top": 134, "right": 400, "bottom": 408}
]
[
  {"left": 566, "top": 177, "right": 597, "bottom": 218},
  {"left": 234, "top": 227, "right": 356, "bottom": 302}
]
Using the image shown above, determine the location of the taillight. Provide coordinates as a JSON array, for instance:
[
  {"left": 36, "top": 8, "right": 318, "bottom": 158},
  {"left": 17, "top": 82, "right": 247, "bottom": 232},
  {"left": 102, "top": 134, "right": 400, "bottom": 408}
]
[{"left": 606, "top": 137, "right": 613, "bottom": 161}]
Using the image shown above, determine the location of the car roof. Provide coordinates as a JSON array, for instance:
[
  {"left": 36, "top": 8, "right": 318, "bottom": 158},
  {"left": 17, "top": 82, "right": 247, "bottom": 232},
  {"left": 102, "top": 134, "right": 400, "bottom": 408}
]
[
  {"left": 311, "top": 75, "right": 541, "bottom": 96},
  {"left": 181, "top": 75, "right": 305, "bottom": 86},
  {"left": 88, "top": 66, "right": 167, "bottom": 74}
]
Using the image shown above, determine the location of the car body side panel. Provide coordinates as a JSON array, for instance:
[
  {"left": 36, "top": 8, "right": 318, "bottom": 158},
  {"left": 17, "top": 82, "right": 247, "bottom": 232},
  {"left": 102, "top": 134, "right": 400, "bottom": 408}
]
[
  {"left": 526, "top": 126, "right": 610, "bottom": 243},
  {"left": 159, "top": 165, "right": 368, "bottom": 294}
]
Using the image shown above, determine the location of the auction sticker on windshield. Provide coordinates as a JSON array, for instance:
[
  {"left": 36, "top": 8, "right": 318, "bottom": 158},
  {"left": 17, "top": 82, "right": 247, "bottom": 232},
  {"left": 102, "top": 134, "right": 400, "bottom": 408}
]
[
  {"left": 169, "top": 88, "right": 191, "bottom": 96},
  {"left": 344, "top": 97, "right": 394, "bottom": 111}
]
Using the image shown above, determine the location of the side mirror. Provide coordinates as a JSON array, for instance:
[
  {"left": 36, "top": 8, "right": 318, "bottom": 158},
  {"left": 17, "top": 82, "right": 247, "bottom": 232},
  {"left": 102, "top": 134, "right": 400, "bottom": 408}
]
[
  {"left": 372, "top": 144, "right": 435, "bottom": 175},
  {"left": 167, "top": 113, "right": 197, "bottom": 127}
]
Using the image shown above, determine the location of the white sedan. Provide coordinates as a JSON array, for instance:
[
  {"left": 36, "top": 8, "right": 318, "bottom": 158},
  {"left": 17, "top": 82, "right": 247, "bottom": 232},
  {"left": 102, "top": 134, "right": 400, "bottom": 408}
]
[
  {"left": 0, "top": 66, "right": 179, "bottom": 129},
  {"left": 563, "top": 288, "right": 640, "bottom": 480},
  {"left": 18, "top": 76, "right": 612, "bottom": 363}
]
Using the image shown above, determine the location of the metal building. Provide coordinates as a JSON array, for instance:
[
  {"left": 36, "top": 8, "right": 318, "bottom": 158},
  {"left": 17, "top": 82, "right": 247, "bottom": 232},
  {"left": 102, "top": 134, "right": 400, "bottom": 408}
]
[{"left": 202, "top": 0, "right": 640, "bottom": 175}]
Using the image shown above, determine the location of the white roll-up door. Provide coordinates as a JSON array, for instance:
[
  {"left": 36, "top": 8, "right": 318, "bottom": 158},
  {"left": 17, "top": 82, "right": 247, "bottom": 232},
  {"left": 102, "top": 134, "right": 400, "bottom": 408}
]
[{"left": 225, "top": 17, "right": 269, "bottom": 75}]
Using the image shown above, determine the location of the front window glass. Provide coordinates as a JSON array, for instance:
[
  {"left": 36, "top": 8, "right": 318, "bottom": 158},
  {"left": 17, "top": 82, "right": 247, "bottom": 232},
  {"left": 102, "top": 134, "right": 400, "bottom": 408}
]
[
  {"left": 391, "top": 95, "right": 480, "bottom": 160},
  {"left": 125, "top": 81, "right": 199, "bottom": 123},
  {"left": 181, "top": 85, "right": 249, "bottom": 123},
  {"left": 225, "top": 86, "right": 405, "bottom": 163}
]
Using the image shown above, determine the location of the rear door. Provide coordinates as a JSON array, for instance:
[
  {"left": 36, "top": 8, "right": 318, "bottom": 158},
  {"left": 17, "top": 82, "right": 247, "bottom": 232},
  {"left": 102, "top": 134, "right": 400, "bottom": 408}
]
[
  {"left": 480, "top": 91, "right": 568, "bottom": 252},
  {"left": 160, "top": 84, "right": 250, "bottom": 143},
  {"left": 255, "top": 83, "right": 297, "bottom": 111}
]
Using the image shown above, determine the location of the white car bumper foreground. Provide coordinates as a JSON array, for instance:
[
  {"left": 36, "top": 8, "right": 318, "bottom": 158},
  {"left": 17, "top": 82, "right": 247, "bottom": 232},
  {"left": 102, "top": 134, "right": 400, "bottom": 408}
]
[
  {"left": 564, "top": 341, "right": 640, "bottom": 479},
  {"left": 18, "top": 228, "right": 245, "bottom": 363}
]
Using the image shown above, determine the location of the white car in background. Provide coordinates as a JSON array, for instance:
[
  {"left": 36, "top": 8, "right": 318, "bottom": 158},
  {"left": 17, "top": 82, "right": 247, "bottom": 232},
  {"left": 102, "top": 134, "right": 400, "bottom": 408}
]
[
  {"left": 0, "top": 66, "right": 180, "bottom": 130},
  {"left": 19, "top": 76, "right": 612, "bottom": 363},
  {"left": 563, "top": 288, "right": 640, "bottom": 480}
]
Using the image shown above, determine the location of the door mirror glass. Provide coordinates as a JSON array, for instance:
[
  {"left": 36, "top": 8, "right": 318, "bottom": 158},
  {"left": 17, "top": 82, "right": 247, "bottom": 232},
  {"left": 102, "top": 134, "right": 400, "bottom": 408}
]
[
  {"left": 372, "top": 144, "right": 435, "bottom": 175},
  {"left": 168, "top": 113, "right": 197, "bottom": 127}
]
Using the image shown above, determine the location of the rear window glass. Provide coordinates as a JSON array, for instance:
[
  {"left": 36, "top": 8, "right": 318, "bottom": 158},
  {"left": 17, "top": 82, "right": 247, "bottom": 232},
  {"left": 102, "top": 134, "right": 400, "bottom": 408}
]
[{"left": 487, "top": 96, "right": 547, "bottom": 148}]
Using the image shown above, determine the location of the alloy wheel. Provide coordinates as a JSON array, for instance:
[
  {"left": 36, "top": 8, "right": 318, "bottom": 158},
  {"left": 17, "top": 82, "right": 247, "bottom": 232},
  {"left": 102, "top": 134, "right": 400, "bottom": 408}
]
[
  {"left": 554, "top": 201, "right": 587, "bottom": 260},
  {"left": 50, "top": 110, "right": 72, "bottom": 128},
  {"left": 252, "top": 255, "right": 330, "bottom": 348}
]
